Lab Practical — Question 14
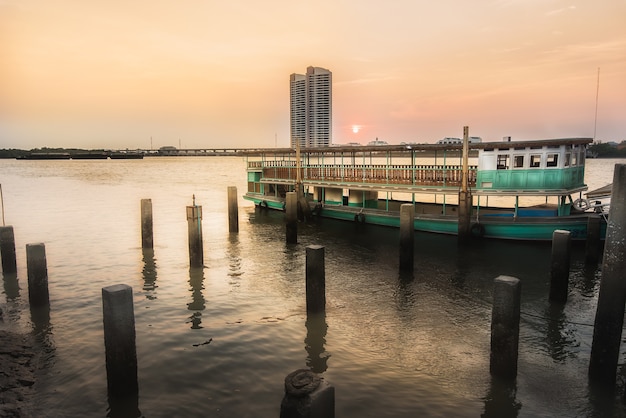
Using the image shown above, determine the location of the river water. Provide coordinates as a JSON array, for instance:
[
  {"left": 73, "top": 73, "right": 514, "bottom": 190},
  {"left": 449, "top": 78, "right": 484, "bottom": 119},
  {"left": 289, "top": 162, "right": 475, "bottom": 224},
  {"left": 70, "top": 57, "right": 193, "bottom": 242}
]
[{"left": 0, "top": 157, "right": 623, "bottom": 417}]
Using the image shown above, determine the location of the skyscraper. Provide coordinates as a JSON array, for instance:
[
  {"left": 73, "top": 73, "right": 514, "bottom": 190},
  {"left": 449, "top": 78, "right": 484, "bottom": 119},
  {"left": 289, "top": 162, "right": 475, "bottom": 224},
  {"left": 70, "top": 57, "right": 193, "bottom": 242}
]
[{"left": 290, "top": 66, "right": 332, "bottom": 148}]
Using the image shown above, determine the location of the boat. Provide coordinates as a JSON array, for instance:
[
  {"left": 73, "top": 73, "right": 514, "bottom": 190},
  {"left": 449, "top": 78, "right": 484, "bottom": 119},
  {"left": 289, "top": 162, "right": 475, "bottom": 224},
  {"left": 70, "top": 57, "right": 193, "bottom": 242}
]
[
  {"left": 71, "top": 151, "right": 109, "bottom": 159},
  {"left": 243, "top": 137, "right": 607, "bottom": 240}
]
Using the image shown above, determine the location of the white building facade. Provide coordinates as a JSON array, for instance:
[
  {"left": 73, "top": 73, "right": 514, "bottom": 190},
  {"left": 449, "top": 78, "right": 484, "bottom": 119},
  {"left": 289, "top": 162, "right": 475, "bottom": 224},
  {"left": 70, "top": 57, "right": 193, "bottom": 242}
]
[{"left": 290, "top": 66, "right": 332, "bottom": 148}]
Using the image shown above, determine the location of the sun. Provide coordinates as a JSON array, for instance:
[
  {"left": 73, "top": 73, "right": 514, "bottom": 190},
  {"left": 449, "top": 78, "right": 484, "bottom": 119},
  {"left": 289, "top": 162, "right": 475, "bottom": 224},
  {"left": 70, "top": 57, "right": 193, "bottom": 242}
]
[{"left": 352, "top": 125, "right": 360, "bottom": 134}]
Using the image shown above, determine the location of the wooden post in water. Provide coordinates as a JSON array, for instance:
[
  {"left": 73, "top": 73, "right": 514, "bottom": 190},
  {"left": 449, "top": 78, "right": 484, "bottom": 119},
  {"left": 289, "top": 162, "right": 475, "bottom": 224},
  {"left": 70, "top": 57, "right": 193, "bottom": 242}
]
[
  {"left": 286, "top": 191, "right": 298, "bottom": 244},
  {"left": 186, "top": 196, "right": 204, "bottom": 268},
  {"left": 399, "top": 204, "right": 415, "bottom": 272},
  {"left": 306, "top": 245, "right": 326, "bottom": 315},
  {"left": 227, "top": 186, "right": 239, "bottom": 233},
  {"left": 490, "top": 276, "right": 521, "bottom": 379},
  {"left": 280, "top": 369, "right": 335, "bottom": 418},
  {"left": 140, "top": 199, "right": 153, "bottom": 249},
  {"left": 0, "top": 225, "right": 17, "bottom": 274},
  {"left": 585, "top": 215, "right": 602, "bottom": 265},
  {"left": 549, "top": 230, "right": 571, "bottom": 304},
  {"left": 589, "top": 164, "right": 626, "bottom": 384},
  {"left": 102, "top": 284, "right": 139, "bottom": 397},
  {"left": 26, "top": 243, "right": 49, "bottom": 307},
  {"left": 458, "top": 126, "right": 472, "bottom": 244}
]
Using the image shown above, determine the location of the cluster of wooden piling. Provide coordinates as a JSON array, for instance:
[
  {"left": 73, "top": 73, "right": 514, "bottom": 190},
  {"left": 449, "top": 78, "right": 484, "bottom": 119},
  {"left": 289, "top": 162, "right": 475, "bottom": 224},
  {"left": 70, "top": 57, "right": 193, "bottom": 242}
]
[{"left": 1, "top": 163, "right": 624, "bottom": 411}]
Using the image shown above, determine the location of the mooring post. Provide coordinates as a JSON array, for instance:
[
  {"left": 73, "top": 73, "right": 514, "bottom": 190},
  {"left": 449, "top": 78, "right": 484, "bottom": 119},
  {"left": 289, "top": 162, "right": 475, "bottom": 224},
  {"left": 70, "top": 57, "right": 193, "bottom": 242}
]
[
  {"left": 585, "top": 215, "right": 602, "bottom": 265},
  {"left": 186, "top": 196, "right": 203, "bottom": 268},
  {"left": 399, "top": 204, "right": 415, "bottom": 272},
  {"left": 306, "top": 245, "right": 326, "bottom": 315},
  {"left": 26, "top": 243, "right": 49, "bottom": 308},
  {"left": 140, "top": 199, "right": 153, "bottom": 249},
  {"left": 286, "top": 191, "right": 298, "bottom": 244},
  {"left": 490, "top": 275, "right": 521, "bottom": 379},
  {"left": 102, "top": 284, "right": 138, "bottom": 397},
  {"left": 0, "top": 225, "right": 17, "bottom": 274},
  {"left": 458, "top": 126, "right": 472, "bottom": 244},
  {"left": 549, "top": 230, "right": 571, "bottom": 304},
  {"left": 280, "top": 369, "right": 335, "bottom": 418},
  {"left": 227, "top": 186, "right": 239, "bottom": 233},
  {"left": 589, "top": 164, "right": 626, "bottom": 384}
]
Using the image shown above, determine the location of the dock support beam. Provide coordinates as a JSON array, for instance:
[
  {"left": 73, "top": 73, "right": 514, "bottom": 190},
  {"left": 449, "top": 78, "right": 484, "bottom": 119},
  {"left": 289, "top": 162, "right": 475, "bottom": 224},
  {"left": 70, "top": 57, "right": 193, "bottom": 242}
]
[
  {"left": 186, "top": 197, "right": 203, "bottom": 268},
  {"left": 490, "top": 276, "right": 521, "bottom": 379},
  {"left": 585, "top": 215, "right": 602, "bottom": 265},
  {"left": 399, "top": 204, "right": 414, "bottom": 272},
  {"left": 0, "top": 225, "right": 17, "bottom": 274},
  {"left": 102, "top": 284, "right": 139, "bottom": 397},
  {"left": 228, "top": 186, "right": 239, "bottom": 233},
  {"left": 306, "top": 245, "right": 325, "bottom": 315},
  {"left": 26, "top": 243, "right": 49, "bottom": 308},
  {"left": 589, "top": 164, "right": 626, "bottom": 384},
  {"left": 549, "top": 230, "right": 571, "bottom": 304},
  {"left": 286, "top": 192, "right": 297, "bottom": 244},
  {"left": 141, "top": 199, "right": 153, "bottom": 249}
]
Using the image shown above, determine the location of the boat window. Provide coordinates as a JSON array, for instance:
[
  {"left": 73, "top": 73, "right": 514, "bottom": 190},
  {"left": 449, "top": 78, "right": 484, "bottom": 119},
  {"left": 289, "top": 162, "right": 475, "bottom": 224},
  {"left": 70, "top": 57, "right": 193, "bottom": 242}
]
[
  {"left": 564, "top": 153, "right": 571, "bottom": 167},
  {"left": 530, "top": 154, "right": 541, "bottom": 168},
  {"left": 513, "top": 155, "right": 524, "bottom": 168},
  {"left": 571, "top": 152, "right": 578, "bottom": 166},
  {"left": 546, "top": 153, "right": 559, "bottom": 167},
  {"left": 497, "top": 154, "right": 510, "bottom": 170}
]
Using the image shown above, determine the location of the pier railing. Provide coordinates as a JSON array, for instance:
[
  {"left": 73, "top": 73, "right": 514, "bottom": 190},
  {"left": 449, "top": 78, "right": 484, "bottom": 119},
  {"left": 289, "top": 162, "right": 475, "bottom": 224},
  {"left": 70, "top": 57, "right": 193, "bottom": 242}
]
[{"left": 254, "top": 161, "right": 477, "bottom": 188}]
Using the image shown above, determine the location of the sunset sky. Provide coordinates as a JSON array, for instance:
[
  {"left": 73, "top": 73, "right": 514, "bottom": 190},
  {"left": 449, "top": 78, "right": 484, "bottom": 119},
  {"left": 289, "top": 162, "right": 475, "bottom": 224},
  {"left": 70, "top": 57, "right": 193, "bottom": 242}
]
[{"left": 1, "top": 0, "right": 625, "bottom": 150}]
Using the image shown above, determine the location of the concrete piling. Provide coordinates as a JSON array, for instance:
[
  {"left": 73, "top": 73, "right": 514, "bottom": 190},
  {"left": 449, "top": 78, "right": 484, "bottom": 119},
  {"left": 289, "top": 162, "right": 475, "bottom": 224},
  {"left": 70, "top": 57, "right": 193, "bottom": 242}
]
[
  {"left": 280, "top": 369, "right": 335, "bottom": 418},
  {"left": 490, "top": 276, "right": 521, "bottom": 379},
  {"left": 227, "top": 186, "right": 239, "bottom": 233},
  {"left": 141, "top": 199, "right": 153, "bottom": 249},
  {"left": 102, "top": 284, "right": 139, "bottom": 397},
  {"left": 549, "top": 230, "right": 571, "bottom": 304},
  {"left": 585, "top": 215, "right": 602, "bottom": 265},
  {"left": 0, "top": 225, "right": 17, "bottom": 274},
  {"left": 286, "top": 192, "right": 298, "bottom": 244},
  {"left": 458, "top": 126, "right": 472, "bottom": 244},
  {"left": 26, "top": 243, "right": 49, "bottom": 308},
  {"left": 399, "top": 204, "right": 415, "bottom": 272},
  {"left": 186, "top": 197, "right": 203, "bottom": 268},
  {"left": 306, "top": 245, "right": 326, "bottom": 315},
  {"left": 589, "top": 164, "right": 626, "bottom": 384}
]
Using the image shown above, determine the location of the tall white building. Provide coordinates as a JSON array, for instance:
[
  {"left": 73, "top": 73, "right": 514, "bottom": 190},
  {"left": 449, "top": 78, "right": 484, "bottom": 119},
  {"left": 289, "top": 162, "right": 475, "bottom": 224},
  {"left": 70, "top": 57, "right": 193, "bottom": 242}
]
[{"left": 290, "top": 66, "right": 332, "bottom": 148}]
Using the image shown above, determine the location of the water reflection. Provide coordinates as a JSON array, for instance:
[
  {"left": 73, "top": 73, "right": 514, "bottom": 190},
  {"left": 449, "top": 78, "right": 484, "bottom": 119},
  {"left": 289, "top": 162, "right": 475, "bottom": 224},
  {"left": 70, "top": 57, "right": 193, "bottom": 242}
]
[
  {"left": 395, "top": 271, "right": 416, "bottom": 314},
  {"left": 482, "top": 376, "right": 521, "bottom": 418},
  {"left": 187, "top": 267, "right": 205, "bottom": 329},
  {"left": 107, "top": 393, "right": 142, "bottom": 418},
  {"left": 29, "top": 304, "right": 55, "bottom": 362},
  {"left": 227, "top": 234, "right": 243, "bottom": 282},
  {"left": 305, "top": 313, "right": 329, "bottom": 373},
  {"left": 141, "top": 248, "right": 157, "bottom": 299},
  {"left": 545, "top": 304, "right": 576, "bottom": 363}
]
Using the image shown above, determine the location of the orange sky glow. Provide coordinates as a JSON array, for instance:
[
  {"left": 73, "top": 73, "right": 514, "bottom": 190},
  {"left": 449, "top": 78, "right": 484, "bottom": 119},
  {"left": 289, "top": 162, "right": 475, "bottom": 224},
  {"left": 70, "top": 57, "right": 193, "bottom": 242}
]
[{"left": 1, "top": 0, "right": 625, "bottom": 149}]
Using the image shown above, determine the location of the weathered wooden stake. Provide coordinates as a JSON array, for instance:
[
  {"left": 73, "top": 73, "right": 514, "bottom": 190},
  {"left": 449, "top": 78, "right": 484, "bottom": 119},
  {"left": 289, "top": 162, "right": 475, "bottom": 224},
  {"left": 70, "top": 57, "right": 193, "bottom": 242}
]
[
  {"left": 589, "top": 164, "right": 626, "bottom": 384},
  {"left": 0, "top": 225, "right": 17, "bottom": 274},
  {"left": 227, "top": 186, "right": 239, "bottom": 233},
  {"left": 490, "top": 276, "right": 521, "bottom": 379},
  {"left": 286, "top": 192, "right": 298, "bottom": 244},
  {"left": 549, "top": 229, "right": 571, "bottom": 304},
  {"left": 280, "top": 369, "right": 335, "bottom": 418},
  {"left": 399, "top": 204, "right": 415, "bottom": 271},
  {"left": 186, "top": 198, "right": 203, "bottom": 268},
  {"left": 141, "top": 199, "right": 153, "bottom": 249},
  {"left": 102, "top": 284, "right": 138, "bottom": 397},
  {"left": 306, "top": 245, "right": 326, "bottom": 315},
  {"left": 26, "top": 243, "right": 49, "bottom": 307},
  {"left": 585, "top": 215, "right": 602, "bottom": 265}
]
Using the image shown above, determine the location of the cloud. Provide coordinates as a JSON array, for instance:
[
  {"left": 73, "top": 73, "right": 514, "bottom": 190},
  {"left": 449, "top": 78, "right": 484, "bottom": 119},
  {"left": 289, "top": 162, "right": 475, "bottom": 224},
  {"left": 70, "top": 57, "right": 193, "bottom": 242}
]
[{"left": 546, "top": 5, "right": 576, "bottom": 17}]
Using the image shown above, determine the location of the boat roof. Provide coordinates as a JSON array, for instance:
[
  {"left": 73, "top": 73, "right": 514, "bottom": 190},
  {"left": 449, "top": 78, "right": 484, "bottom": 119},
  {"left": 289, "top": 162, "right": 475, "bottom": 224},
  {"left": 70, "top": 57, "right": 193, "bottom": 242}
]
[
  {"left": 243, "top": 138, "right": 592, "bottom": 156},
  {"left": 586, "top": 183, "right": 612, "bottom": 199}
]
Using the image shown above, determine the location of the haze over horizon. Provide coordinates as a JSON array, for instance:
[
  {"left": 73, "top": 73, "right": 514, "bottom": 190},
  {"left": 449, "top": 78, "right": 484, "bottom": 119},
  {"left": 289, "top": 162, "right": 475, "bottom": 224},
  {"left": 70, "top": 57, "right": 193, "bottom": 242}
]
[{"left": 1, "top": 0, "right": 625, "bottom": 150}]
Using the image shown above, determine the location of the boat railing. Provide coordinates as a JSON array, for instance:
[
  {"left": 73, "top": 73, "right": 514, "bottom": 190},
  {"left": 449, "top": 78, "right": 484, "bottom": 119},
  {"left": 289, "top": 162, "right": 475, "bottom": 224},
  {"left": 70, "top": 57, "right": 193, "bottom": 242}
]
[{"left": 258, "top": 163, "right": 477, "bottom": 188}]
